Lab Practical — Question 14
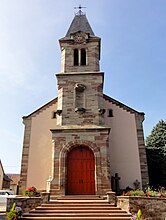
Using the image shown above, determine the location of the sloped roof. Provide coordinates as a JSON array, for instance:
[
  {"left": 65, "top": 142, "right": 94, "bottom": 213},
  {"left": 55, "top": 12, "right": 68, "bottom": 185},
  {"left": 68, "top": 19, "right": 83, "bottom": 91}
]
[
  {"left": 23, "top": 94, "right": 143, "bottom": 119},
  {"left": 0, "top": 160, "right": 4, "bottom": 174},
  {"left": 103, "top": 94, "right": 144, "bottom": 115},
  {"left": 7, "top": 174, "right": 20, "bottom": 185},
  {"left": 0, "top": 160, "right": 12, "bottom": 182},
  {"left": 3, "top": 174, "right": 12, "bottom": 182},
  {"left": 23, "top": 97, "right": 57, "bottom": 119},
  {"left": 65, "top": 14, "right": 95, "bottom": 37}
]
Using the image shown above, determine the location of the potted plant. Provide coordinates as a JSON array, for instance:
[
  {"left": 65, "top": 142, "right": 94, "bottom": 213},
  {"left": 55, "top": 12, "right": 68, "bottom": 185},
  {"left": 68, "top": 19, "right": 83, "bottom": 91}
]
[{"left": 23, "top": 186, "right": 40, "bottom": 197}]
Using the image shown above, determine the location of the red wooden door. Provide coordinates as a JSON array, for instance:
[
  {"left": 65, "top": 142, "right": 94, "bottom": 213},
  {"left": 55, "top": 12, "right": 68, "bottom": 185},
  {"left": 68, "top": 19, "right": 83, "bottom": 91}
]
[{"left": 67, "top": 146, "right": 95, "bottom": 195}]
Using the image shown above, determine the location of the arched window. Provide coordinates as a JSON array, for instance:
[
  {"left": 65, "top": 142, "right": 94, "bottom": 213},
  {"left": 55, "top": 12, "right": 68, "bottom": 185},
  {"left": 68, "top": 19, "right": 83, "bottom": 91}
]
[
  {"left": 74, "top": 49, "right": 79, "bottom": 66},
  {"left": 81, "top": 49, "right": 86, "bottom": 65},
  {"left": 73, "top": 48, "right": 87, "bottom": 66}
]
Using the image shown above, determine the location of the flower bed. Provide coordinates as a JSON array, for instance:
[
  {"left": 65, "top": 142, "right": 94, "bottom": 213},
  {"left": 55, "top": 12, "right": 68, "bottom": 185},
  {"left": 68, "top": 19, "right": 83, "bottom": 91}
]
[
  {"left": 23, "top": 186, "right": 40, "bottom": 197},
  {"left": 124, "top": 188, "right": 166, "bottom": 198}
]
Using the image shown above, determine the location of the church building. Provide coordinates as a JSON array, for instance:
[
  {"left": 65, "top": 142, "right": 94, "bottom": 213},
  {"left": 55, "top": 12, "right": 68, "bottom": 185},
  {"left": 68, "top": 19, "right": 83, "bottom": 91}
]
[{"left": 20, "top": 9, "right": 149, "bottom": 196}]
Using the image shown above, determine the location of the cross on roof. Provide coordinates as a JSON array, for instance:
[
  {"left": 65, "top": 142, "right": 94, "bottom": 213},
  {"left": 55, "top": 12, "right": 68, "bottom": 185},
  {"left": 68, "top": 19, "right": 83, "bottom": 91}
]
[{"left": 74, "top": 4, "right": 86, "bottom": 16}]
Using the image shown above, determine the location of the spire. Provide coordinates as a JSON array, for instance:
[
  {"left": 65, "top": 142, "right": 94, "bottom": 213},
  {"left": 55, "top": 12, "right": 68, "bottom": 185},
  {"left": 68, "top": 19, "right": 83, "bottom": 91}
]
[
  {"left": 65, "top": 13, "right": 95, "bottom": 38},
  {"left": 59, "top": 8, "right": 101, "bottom": 73}
]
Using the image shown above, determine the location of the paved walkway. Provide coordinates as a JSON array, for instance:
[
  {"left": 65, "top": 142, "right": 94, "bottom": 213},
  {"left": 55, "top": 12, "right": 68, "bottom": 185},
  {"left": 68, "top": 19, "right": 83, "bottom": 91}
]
[
  {"left": 0, "top": 213, "right": 6, "bottom": 219},
  {"left": 0, "top": 204, "right": 6, "bottom": 212},
  {"left": 0, "top": 205, "right": 6, "bottom": 219}
]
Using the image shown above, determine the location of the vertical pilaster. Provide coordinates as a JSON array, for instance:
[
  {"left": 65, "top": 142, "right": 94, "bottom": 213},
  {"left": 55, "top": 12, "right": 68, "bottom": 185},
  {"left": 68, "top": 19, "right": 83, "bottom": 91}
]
[
  {"left": 135, "top": 113, "right": 149, "bottom": 188},
  {"left": 19, "top": 118, "right": 32, "bottom": 193}
]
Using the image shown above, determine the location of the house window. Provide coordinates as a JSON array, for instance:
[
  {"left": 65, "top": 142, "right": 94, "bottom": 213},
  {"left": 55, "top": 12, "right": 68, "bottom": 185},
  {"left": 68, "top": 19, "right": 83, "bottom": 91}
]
[
  {"left": 73, "top": 48, "right": 87, "bottom": 66},
  {"left": 108, "top": 109, "right": 113, "bottom": 117}
]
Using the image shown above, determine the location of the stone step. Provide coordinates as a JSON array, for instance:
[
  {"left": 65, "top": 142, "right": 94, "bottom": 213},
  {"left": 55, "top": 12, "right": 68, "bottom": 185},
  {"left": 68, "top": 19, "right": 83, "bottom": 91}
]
[
  {"left": 50, "top": 195, "right": 103, "bottom": 200},
  {"left": 42, "top": 202, "right": 112, "bottom": 206},
  {"left": 30, "top": 209, "right": 126, "bottom": 213},
  {"left": 23, "top": 211, "right": 131, "bottom": 219},
  {"left": 36, "top": 206, "right": 121, "bottom": 210},
  {"left": 22, "top": 198, "right": 131, "bottom": 220},
  {"left": 57, "top": 195, "right": 102, "bottom": 200},
  {"left": 22, "top": 217, "right": 131, "bottom": 220},
  {"left": 23, "top": 213, "right": 131, "bottom": 217},
  {"left": 47, "top": 200, "right": 110, "bottom": 204}
]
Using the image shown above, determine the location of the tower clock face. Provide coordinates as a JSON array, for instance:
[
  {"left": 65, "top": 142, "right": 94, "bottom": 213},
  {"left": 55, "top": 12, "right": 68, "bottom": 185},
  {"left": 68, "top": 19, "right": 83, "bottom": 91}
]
[{"left": 74, "top": 32, "right": 86, "bottom": 43}]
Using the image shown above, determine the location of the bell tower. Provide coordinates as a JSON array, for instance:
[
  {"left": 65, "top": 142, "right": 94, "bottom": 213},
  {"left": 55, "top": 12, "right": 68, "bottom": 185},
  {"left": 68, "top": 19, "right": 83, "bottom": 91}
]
[
  {"left": 56, "top": 11, "right": 105, "bottom": 126},
  {"left": 59, "top": 12, "right": 100, "bottom": 73},
  {"left": 51, "top": 8, "right": 111, "bottom": 196}
]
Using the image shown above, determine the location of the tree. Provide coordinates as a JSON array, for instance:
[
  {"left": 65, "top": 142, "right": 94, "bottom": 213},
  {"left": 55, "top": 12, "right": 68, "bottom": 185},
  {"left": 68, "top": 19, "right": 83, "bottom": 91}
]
[{"left": 146, "top": 120, "right": 166, "bottom": 188}]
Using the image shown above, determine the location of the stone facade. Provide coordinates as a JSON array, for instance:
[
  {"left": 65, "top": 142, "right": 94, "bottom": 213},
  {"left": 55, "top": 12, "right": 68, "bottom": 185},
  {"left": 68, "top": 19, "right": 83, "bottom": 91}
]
[
  {"left": 56, "top": 72, "right": 104, "bottom": 126},
  {"left": 50, "top": 127, "right": 111, "bottom": 196},
  {"left": 60, "top": 40, "right": 100, "bottom": 73},
  {"left": 49, "top": 13, "right": 113, "bottom": 196},
  {"left": 20, "top": 13, "right": 149, "bottom": 195}
]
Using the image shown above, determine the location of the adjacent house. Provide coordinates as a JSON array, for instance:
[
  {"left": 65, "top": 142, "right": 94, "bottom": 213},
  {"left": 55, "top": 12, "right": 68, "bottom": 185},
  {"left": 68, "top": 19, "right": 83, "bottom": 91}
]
[
  {"left": 7, "top": 174, "right": 20, "bottom": 194},
  {"left": 0, "top": 160, "right": 3, "bottom": 189},
  {"left": 0, "top": 160, "right": 12, "bottom": 190}
]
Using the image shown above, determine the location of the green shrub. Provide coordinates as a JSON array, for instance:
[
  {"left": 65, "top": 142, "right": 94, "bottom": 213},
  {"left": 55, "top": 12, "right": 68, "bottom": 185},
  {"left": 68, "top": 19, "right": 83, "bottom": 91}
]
[
  {"left": 6, "top": 202, "right": 22, "bottom": 220},
  {"left": 125, "top": 190, "right": 145, "bottom": 196},
  {"left": 124, "top": 186, "right": 166, "bottom": 197}
]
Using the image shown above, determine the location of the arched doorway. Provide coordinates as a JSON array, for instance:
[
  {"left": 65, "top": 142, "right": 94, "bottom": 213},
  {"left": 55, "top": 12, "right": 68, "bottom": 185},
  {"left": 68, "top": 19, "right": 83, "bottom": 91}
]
[{"left": 67, "top": 145, "right": 95, "bottom": 195}]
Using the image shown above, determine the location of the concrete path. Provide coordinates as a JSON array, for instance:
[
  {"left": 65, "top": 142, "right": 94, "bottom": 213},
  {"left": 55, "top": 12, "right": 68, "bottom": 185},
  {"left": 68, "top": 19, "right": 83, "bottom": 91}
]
[
  {"left": 0, "top": 213, "right": 6, "bottom": 220},
  {"left": 0, "top": 205, "right": 6, "bottom": 219}
]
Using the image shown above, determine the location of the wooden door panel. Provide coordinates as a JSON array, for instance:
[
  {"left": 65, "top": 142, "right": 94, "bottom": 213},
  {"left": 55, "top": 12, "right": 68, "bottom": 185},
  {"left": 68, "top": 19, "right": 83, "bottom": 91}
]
[{"left": 67, "top": 146, "right": 95, "bottom": 195}]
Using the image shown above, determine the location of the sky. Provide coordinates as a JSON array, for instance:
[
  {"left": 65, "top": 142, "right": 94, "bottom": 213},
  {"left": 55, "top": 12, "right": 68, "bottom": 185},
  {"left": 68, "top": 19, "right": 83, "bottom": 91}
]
[{"left": 0, "top": 0, "right": 166, "bottom": 174}]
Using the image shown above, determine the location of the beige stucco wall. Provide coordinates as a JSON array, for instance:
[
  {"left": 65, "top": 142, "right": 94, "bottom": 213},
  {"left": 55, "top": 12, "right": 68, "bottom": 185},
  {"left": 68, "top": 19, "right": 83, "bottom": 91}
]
[
  {"left": 26, "top": 103, "right": 57, "bottom": 191},
  {"left": 104, "top": 100, "right": 142, "bottom": 189},
  {"left": 0, "top": 164, "right": 3, "bottom": 189},
  {"left": 25, "top": 96, "right": 142, "bottom": 192}
]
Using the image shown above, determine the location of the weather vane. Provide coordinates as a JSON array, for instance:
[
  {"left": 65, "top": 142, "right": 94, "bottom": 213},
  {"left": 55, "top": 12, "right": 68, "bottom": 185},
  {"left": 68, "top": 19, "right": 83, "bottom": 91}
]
[{"left": 74, "top": 4, "right": 86, "bottom": 15}]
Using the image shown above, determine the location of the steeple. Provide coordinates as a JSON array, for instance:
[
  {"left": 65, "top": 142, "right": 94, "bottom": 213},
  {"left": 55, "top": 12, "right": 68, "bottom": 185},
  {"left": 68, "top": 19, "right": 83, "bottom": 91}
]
[
  {"left": 59, "top": 13, "right": 101, "bottom": 73},
  {"left": 56, "top": 11, "right": 104, "bottom": 127},
  {"left": 65, "top": 14, "right": 95, "bottom": 38}
]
